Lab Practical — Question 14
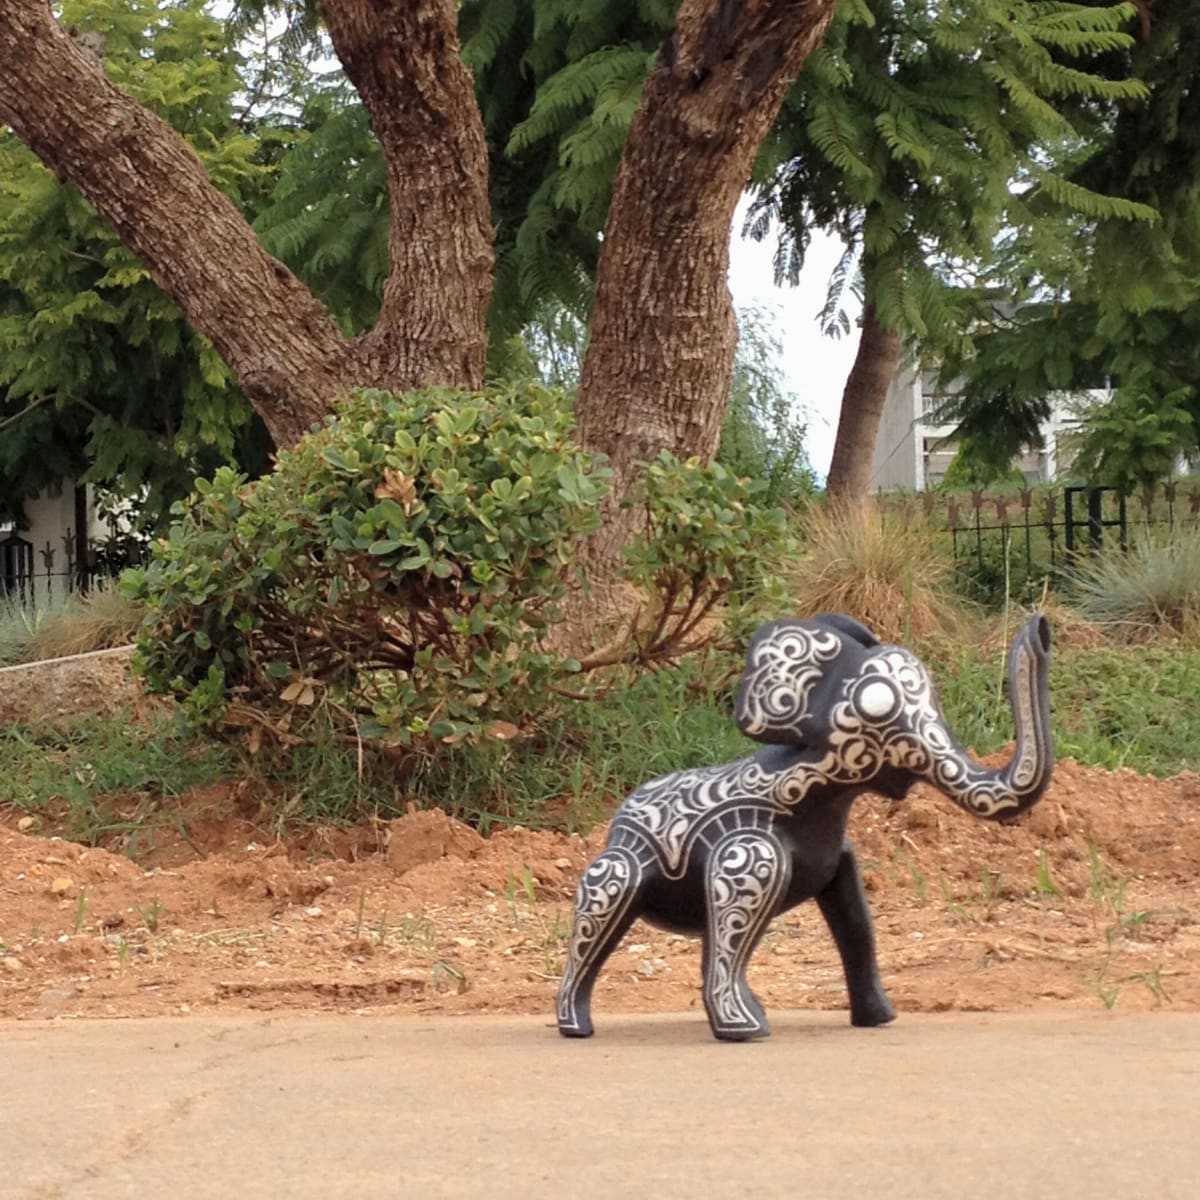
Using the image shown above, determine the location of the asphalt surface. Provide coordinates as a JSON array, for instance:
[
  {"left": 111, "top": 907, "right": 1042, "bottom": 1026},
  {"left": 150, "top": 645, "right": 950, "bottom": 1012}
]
[{"left": 2, "top": 1011, "right": 1198, "bottom": 1198}]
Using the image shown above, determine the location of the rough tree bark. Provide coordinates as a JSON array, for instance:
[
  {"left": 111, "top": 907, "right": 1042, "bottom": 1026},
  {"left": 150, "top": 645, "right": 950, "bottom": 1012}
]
[
  {"left": 0, "top": 0, "right": 491, "bottom": 447},
  {"left": 576, "top": 0, "right": 837, "bottom": 560},
  {"left": 824, "top": 300, "right": 903, "bottom": 508},
  {"left": 318, "top": 0, "right": 493, "bottom": 391}
]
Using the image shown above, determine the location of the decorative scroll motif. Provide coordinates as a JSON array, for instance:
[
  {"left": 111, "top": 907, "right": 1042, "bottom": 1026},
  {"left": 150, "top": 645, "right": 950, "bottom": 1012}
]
[
  {"left": 556, "top": 848, "right": 642, "bottom": 1032},
  {"left": 736, "top": 623, "right": 842, "bottom": 738},
  {"left": 704, "top": 832, "right": 787, "bottom": 1035}
]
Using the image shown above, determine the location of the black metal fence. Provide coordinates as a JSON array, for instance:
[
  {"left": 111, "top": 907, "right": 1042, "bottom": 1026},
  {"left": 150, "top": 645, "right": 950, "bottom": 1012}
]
[
  {"left": 880, "top": 482, "right": 1200, "bottom": 604},
  {"left": 0, "top": 529, "right": 150, "bottom": 605}
]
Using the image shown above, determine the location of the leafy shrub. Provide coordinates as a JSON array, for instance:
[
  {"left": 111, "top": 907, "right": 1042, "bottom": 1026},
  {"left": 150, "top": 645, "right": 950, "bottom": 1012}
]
[
  {"left": 126, "top": 385, "right": 792, "bottom": 760},
  {"left": 616, "top": 452, "right": 794, "bottom": 661},
  {"left": 127, "top": 384, "right": 608, "bottom": 747}
]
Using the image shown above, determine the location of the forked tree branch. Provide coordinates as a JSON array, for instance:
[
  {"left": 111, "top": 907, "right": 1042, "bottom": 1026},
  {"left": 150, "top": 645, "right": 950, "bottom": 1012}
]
[{"left": 0, "top": 0, "right": 352, "bottom": 446}]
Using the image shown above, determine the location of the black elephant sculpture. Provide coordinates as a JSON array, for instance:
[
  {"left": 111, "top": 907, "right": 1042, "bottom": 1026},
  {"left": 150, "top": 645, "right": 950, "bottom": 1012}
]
[{"left": 557, "top": 612, "right": 1054, "bottom": 1041}]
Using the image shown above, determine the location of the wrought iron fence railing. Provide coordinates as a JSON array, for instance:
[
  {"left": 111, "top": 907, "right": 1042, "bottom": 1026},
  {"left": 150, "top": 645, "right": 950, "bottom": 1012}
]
[
  {"left": 0, "top": 530, "right": 149, "bottom": 605},
  {"left": 878, "top": 482, "right": 1200, "bottom": 604}
]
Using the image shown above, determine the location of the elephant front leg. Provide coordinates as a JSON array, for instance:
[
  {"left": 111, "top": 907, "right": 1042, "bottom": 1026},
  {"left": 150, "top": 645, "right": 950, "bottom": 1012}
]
[
  {"left": 703, "top": 830, "right": 790, "bottom": 1042},
  {"left": 557, "top": 847, "right": 646, "bottom": 1038},
  {"left": 815, "top": 845, "right": 896, "bottom": 1027}
]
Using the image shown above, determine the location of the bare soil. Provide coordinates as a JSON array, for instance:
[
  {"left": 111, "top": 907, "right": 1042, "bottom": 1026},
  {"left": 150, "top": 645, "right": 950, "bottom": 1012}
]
[{"left": 2, "top": 754, "right": 1198, "bottom": 1022}]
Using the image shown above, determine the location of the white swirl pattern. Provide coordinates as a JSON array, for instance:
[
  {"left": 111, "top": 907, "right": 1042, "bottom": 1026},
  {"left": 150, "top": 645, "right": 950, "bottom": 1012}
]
[
  {"left": 556, "top": 848, "right": 641, "bottom": 1031},
  {"left": 705, "top": 832, "right": 787, "bottom": 1034},
  {"left": 737, "top": 624, "right": 842, "bottom": 737},
  {"left": 613, "top": 631, "right": 1046, "bottom": 879}
]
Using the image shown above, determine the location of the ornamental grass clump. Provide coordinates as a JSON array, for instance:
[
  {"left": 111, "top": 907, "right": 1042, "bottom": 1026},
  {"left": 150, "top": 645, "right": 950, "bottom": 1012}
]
[
  {"left": 1070, "top": 530, "right": 1200, "bottom": 639},
  {"left": 786, "top": 502, "right": 968, "bottom": 644}
]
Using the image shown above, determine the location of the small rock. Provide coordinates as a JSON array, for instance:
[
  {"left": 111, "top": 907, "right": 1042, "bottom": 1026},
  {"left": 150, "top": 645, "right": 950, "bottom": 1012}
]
[
  {"left": 38, "top": 986, "right": 78, "bottom": 1005},
  {"left": 1, "top": 957, "right": 22, "bottom": 973},
  {"left": 636, "top": 958, "right": 668, "bottom": 977},
  {"left": 179, "top": 1004, "right": 191, "bottom": 1014},
  {"left": 305, "top": 906, "right": 323, "bottom": 918},
  {"left": 16, "top": 816, "right": 35, "bottom": 833},
  {"left": 452, "top": 936, "right": 477, "bottom": 948},
  {"left": 554, "top": 857, "right": 572, "bottom": 870},
  {"left": 49, "top": 877, "right": 76, "bottom": 898}
]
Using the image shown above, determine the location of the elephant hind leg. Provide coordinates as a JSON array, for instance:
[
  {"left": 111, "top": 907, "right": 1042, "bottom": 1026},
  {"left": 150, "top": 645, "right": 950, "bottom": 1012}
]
[
  {"left": 557, "top": 846, "right": 646, "bottom": 1038},
  {"left": 815, "top": 845, "right": 896, "bottom": 1028},
  {"left": 703, "top": 830, "right": 790, "bottom": 1042}
]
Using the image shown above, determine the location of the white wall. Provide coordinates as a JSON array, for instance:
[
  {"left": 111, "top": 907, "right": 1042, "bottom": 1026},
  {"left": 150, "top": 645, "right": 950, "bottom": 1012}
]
[
  {"left": 1, "top": 482, "right": 108, "bottom": 605},
  {"left": 870, "top": 370, "right": 922, "bottom": 491}
]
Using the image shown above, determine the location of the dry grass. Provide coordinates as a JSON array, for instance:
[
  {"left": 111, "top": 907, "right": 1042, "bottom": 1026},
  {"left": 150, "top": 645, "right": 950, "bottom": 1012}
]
[
  {"left": 786, "top": 502, "right": 971, "bottom": 644},
  {"left": 1068, "top": 530, "right": 1200, "bottom": 642},
  {"left": 0, "top": 584, "right": 142, "bottom": 667}
]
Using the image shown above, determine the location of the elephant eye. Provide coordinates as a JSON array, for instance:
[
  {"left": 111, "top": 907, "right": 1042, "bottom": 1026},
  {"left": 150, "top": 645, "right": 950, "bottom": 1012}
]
[{"left": 851, "top": 677, "right": 901, "bottom": 724}]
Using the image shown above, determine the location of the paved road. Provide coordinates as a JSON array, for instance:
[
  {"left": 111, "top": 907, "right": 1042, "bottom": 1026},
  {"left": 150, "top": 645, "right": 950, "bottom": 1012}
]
[{"left": 2, "top": 1011, "right": 1198, "bottom": 1199}]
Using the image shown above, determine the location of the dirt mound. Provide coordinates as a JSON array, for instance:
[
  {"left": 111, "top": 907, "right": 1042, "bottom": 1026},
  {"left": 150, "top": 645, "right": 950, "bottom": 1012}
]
[
  {"left": 1, "top": 757, "right": 1197, "bottom": 1023},
  {"left": 0, "top": 646, "right": 146, "bottom": 727}
]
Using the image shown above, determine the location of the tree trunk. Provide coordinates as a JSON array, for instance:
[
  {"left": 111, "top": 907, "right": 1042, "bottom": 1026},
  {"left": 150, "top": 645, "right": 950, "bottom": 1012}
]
[
  {"left": 0, "top": 0, "right": 491, "bottom": 447},
  {"left": 0, "top": 0, "right": 348, "bottom": 447},
  {"left": 825, "top": 301, "right": 903, "bottom": 508},
  {"left": 319, "top": 0, "right": 493, "bottom": 391},
  {"left": 576, "top": 0, "right": 837, "bottom": 561}
]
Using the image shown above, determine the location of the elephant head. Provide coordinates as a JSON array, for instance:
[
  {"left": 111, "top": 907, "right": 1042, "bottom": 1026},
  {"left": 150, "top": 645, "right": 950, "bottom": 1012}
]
[{"left": 735, "top": 612, "right": 1054, "bottom": 820}]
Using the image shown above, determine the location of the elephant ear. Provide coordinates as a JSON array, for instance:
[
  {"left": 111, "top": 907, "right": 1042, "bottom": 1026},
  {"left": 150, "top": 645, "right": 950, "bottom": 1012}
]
[
  {"left": 811, "top": 612, "right": 881, "bottom": 648},
  {"left": 735, "top": 617, "right": 849, "bottom": 745}
]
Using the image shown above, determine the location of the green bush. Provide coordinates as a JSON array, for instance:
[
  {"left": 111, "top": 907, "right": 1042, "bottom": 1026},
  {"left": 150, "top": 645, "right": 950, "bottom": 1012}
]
[
  {"left": 126, "top": 383, "right": 608, "bottom": 747},
  {"left": 621, "top": 451, "right": 793, "bottom": 656},
  {"left": 125, "top": 385, "right": 793, "bottom": 760}
]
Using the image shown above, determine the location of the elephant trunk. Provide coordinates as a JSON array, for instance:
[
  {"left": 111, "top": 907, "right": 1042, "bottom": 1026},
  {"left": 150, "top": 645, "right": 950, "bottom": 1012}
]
[{"left": 923, "top": 614, "right": 1054, "bottom": 820}]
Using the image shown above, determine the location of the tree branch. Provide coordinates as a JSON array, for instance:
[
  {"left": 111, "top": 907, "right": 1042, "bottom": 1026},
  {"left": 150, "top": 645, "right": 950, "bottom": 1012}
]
[
  {"left": 318, "top": 0, "right": 494, "bottom": 389},
  {"left": 577, "top": 0, "right": 837, "bottom": 561},
  {"left": 0, "top": 0, "right": 351, "bottom": 446}
]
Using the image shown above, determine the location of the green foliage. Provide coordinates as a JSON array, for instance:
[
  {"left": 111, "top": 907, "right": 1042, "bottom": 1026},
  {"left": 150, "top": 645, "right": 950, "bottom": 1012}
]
[
  {"left": 623, "top": 453, "right": 795, "bottom": 652},
  {"left": 1071, "top": 389, "right": 1196, "bottom": 496},
  {"left": 747, "top": 0, "right": 1149, "bottom": 360},
  {"left": 926, "top": 637, "right": 1200, "bottom": 778},
  {"left": 0, "top": 0, "right": 286, "bottom": 527},
  {"left": 938, "top": 442, "right": 1027, "bottom": 492},
  {"left": 127, "top": 383, "right": 608, "bottom": 748},
  {"left": 253, "top": 98, "right": 388, "bottom": 336},
  {"left": 1069, "top": 530, "right": 1200, "bottom": 635},
  {"left": 0, "top": 709, "right": 231, "bottom": 846},
  {"left": 463, "top": 0, "right": 668, "bottom": 346},
  {"left": 716, "top": 309, "right": 816, "bottom": 510},
  {"left": 938, "top": 8, "right": 1200, "bottom": 484}
]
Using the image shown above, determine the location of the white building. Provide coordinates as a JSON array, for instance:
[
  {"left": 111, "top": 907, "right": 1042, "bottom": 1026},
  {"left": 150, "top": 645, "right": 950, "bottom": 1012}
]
[
  {"left": 870, "top": 367, "right": 1107, "bottom": 492},
  {"left": 1, "top": 482, "right": 111, "bottom": 605}
]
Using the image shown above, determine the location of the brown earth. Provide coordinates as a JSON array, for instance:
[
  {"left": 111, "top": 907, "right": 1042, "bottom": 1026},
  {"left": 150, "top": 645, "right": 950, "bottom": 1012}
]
[{"left": 2, "top": 754, "right": 1198, "bottom": 1023}]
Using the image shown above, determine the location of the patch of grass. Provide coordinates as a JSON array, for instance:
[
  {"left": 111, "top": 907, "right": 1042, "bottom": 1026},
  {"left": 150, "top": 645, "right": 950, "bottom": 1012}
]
[
  {"left": 0, "top": 708, "right": 231, "bottom": 843},
  {"left": 787, "top": 502, "right": 971, "bottom": 644},
  {"left": 927, "top": 638, "right": 1200, "bottom": 779},
  {"left": 9, "top": 627, "right": 1200, "bottom": 841},
  {"left": 0, "top": 584, "right": 142, "bottom": 667},
  {"left": 1069, "top": 530, "right": 1200, "bottom": 638},
  {"left": 395, "top": 657, "right": 751, "bottom": 833}
]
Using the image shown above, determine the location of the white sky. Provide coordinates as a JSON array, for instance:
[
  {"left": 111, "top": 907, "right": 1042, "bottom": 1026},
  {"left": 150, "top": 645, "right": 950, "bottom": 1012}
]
[{"left": 727, "top": 203, "right": 861, "bottom": 481}]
